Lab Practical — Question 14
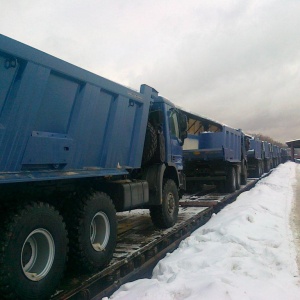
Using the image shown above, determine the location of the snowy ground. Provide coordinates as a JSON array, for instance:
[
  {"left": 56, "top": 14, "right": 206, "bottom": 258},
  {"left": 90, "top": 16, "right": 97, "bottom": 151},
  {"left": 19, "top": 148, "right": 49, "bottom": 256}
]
[{"left": 107, "top": 162, "right": 300, "bottom": 300}]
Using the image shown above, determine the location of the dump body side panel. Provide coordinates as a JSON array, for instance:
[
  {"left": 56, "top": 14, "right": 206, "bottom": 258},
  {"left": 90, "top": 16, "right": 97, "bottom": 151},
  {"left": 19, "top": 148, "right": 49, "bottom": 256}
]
[
  {"left": 262, "top": 141, "right": 271, "bottom": 159},
  {"left": 0, "top": 35, "right": 151, "bottom": 183},
  {"left": 181, "top": 110, "right": 242, "bottom": 190},
  {"left": 183, "top": 126, "right": 241, "bottom": 163},
  {"left": 247, "top": 139, "right": 263, "bottom": 160},
  {"left": 271, "top": 145, "right": 281, "bottom": 167},
  {"left": 246, "top": 138, "right": 265, "bottom": 176},
  {"left": 280, "top": 148, "right": 288, "bottom": 163}
]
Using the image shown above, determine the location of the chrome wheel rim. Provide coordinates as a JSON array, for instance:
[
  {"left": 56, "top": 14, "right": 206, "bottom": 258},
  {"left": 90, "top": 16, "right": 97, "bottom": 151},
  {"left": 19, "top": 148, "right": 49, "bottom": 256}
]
[
  {"left": 90, "top": 212, "right": 110, "bottom": 251},
  {"left": 21, "top": 229, "right": 55, "bottom": 281}
]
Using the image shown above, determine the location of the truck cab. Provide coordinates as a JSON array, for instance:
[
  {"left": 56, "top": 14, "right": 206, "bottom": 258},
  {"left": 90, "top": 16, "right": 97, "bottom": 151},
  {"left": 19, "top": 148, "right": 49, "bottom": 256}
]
[
  {"left": 179, "top": 110, "right": 246, "bottom": 193},
  {"left": 0, "top": 36, "right": 188, "bottom": 300},
  {"left": 136, "top": 85, "right": 187, "bottom": 226}
]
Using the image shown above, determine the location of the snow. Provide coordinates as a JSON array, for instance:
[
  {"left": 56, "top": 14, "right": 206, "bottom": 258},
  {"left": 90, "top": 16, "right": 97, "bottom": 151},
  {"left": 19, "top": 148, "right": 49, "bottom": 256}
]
[{"left": 108, "top": 162, "right": 300, "bottom": 300}]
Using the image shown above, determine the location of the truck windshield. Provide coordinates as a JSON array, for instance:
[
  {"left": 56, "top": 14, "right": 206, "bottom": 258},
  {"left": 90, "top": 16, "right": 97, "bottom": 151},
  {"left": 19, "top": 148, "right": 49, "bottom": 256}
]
[{"left": 169, "top": 110, "right": 180, "bottom": 139}]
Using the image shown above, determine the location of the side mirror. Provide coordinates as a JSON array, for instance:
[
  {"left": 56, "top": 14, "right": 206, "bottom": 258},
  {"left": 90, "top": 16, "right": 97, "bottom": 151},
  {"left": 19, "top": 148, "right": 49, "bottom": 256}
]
[
  {"left": 177, "top": 112, "right": 188, "bottom": 146},
  {"left": 178, "top": 113, "right": 188, "bottom": 132},
  {"left": 178, "top": 131, "right": 187, "bottom": 146},
  {"left": 181, "top": 131, "right": 188, "bottom": 140}
]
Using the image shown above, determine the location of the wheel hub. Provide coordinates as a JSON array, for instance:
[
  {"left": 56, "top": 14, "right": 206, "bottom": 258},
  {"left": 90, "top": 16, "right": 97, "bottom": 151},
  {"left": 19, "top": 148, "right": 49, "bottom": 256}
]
[
  {"left": 21, "top": 229, "right": 55, "bottom": 282},
  {"left": 90, "top": 212, "right": 110, "bottom": 252},
  {"left": 167, "top": 192, "right": 175, "bottom": 214},
  {"left": 22, "top": 241, "right": 33, "bottom": 266}
]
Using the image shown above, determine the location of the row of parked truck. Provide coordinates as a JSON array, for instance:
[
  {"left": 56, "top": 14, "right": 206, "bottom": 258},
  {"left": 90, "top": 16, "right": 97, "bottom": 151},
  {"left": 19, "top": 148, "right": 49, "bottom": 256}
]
[
  {"left": 0, "top": 35, "right": 290, "bottom": 299},
  {"left": 182, "top": 110, "right": 289, "bottom": 193}
]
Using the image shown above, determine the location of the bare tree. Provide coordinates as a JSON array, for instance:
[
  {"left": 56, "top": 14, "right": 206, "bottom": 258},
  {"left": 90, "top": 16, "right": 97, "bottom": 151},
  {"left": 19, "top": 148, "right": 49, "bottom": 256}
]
[{"left": 248, "top": 133, "right": 286, "bottom": 148}]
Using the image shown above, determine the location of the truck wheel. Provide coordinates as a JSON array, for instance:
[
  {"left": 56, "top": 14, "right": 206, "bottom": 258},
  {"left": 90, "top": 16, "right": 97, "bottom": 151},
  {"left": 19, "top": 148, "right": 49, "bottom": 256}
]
[
  {"left": 264, "top": 161, "right": 270, "bottom": 173},
  {"left": 254, "top": 162, "right": 259, "bottom": 177},
  {"left": 142, "top": 122, "right": 158, "bottom": 165},
  {"left": 150, "top": 179, "right": 179, "bottom": 228},
  {"left": 225, "top": 166, "right": 236, "bottom": 193},
  {"left": 67, "top": 192, "right": 117, "bottom": 272},
  {"left": 241, "top": 161, "right": 247, "bottom": 185},
  {"left": 0, "top": 202, "right": 68, "bottom": 300},
  {"left": 235, "top": 166, "right": 241, "bottom": 190},
  {"left": 255, "top": 161, "right": 262, "bottom": 177},
  {"left": 260, "top": 161, "right": 264, "bottom": 175},
  {"left": 216, "top": 182, "right": 225, "bottom": 193}
]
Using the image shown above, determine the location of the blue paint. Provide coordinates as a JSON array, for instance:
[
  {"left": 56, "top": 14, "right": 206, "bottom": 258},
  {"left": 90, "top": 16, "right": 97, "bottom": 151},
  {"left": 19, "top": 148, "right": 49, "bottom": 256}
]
[
  {"left": 262, "top": 141, "right": 271, "bottom": 159},
  {"left": 247, "top": 138, "right": 263, "bottom": 160},
  {"left": 0, "top": 34, "right": 152, "bottom": 183},
  {"left": 184, "top": 125, "right": 242, "bottom": 163}
]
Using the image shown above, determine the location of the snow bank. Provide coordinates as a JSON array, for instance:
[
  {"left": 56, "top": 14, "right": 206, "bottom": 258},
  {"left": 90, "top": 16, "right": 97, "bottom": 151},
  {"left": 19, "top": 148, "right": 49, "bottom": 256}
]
[{"left": 109, "top": 162, "right": 300, "bottom": 300}]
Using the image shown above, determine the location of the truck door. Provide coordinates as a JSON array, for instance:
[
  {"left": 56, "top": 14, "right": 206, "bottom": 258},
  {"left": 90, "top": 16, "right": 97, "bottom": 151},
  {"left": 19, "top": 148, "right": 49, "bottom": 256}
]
[{"left": 168, "top": 108, "right": 186, "bottom": 170}]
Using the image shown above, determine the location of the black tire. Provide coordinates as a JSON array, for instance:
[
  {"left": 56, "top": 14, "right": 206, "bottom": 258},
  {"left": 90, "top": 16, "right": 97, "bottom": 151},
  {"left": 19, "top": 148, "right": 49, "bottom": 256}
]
[
  {"left": 264, "top": 160, "right": 270, "bottom": 173},
  {"left": 142, "top": 122, "right": 158, "bottom": 165},
  {"left": 0, "top": 202, "right": 68, "bottom": 300},
  {"left": 254, "top": 161, "right": 259, "bottom": 177},
  {"left": 235, "top": 166, "right": 241, "bottom": 190},
  {"left": 241, "top": 161, "right": 247, "bottom": 185},
  {"left": 150, "top": 179, "right": 179, "bottom": 228},
  {"left": 225, "top": 166, "right": 236, "bottom": 193},
  {"left": 153, "top": 129, "right": 166, "bottom": 163},
  {"left": 216, "top": 181, "right": 225, "bottom": 193},
  {"left": 254, "top": 161, "right": 262, "bottom": 177},
  {"left": 66, "top": 192, "right": 117, "bottom": 272},
  {"left": 260, "top": 161, "right": 264, "bottom": 175}
]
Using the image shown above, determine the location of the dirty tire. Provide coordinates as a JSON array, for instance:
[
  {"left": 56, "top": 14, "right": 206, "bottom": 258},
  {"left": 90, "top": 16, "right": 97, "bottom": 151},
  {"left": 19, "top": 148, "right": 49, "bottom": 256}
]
[
  {"left": 216, "top": 181, "right": 225, "bottom": 193},
  {"left": 264, "top": 160, "right": 270, "bottom": 173},
  {"left": 66, "top": 192, "right": 117, "bottom": 272},
  {"left": 225, "top": 166, "right": 236, "bottom": 193},
  {"left": 241, "top": 161, "right": 247, "bottom": 185},
  {"left": 150, "top": 179, "right": 179, "bottom": 228},
  {"left": 0, "top": 202, "right": 68, "bottom": 300},
  {"left": 260, "top": 161, "right": 264, "bottom": 176},
  {"left": 142, "top": 122, "right": 157, "bottom": 165},
  {"left": 153, "top": 130, "right": 166, "bottom": 163},
  {"left": 254, "top": 161, "right": 262, "bottom": 177}
]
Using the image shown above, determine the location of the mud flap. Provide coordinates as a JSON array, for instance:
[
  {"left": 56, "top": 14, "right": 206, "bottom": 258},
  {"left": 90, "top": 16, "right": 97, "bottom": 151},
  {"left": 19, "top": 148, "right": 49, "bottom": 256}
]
[{"left": 142, "top": 164, "right": 166, "bottom": 205}]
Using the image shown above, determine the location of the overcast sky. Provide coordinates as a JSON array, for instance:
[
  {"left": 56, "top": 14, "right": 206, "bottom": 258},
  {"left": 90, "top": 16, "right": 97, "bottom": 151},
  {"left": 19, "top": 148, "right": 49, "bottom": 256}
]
[{"left": 1, "top": 0, "right": 300, "bottom": 143}]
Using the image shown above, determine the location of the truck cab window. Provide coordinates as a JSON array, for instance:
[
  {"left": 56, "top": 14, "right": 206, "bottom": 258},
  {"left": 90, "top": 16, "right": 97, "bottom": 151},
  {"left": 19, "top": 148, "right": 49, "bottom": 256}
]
[{"left": 169, "top": 110, "right": 180, "bottom": 139}]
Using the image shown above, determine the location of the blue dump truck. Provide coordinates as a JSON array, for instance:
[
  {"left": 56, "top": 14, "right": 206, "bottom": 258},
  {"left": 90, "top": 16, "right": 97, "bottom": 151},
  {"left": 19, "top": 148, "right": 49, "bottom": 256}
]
[
  {"left": 262, "top": 141, "right": 272, "bottom": 172},
  {"left": 247, "top": 139, "right": 288, "bottom": 177},
  {"left": 280, "top": 148, "right": 289, "bottom": 163},
  {"left": 0, "top": 35, "right": 188, "bottom": 299},
  {"left": 272, "top": 145, "right": 280, "bottom": 167},
  {"left": 180, "top": 110, "right": 249, "bottom": 193},
  {"left": 247, "top": 138, "right": 264, "bottom": 177}
]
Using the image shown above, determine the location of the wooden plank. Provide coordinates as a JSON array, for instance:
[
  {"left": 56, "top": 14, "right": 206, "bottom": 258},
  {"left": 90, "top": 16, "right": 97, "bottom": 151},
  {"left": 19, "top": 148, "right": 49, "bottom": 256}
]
[{"left": 180, "top": 200, "right": 219, "bottom": 207}]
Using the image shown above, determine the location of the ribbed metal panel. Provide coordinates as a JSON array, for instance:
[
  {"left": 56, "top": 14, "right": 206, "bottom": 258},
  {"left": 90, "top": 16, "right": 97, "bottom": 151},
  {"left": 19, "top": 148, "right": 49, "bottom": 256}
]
[{"left": 0, "top": 34, "right": 151, "bottom": 182}]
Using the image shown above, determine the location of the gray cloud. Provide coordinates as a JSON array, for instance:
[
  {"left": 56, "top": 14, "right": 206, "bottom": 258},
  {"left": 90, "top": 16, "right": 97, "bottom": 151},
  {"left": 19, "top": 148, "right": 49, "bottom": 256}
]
[{"left": 1, "top": 0, "right": 300, "bottom": 143}]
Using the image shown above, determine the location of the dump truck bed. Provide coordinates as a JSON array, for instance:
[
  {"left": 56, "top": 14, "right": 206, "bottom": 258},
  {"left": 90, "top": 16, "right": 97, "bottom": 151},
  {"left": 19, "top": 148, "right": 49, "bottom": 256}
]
[
  {"left": 183, "top": 126, "right": 242, "bottom": 163},
  {"left": 0, "top": 34, "right": 151, "bottom": 183}
]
